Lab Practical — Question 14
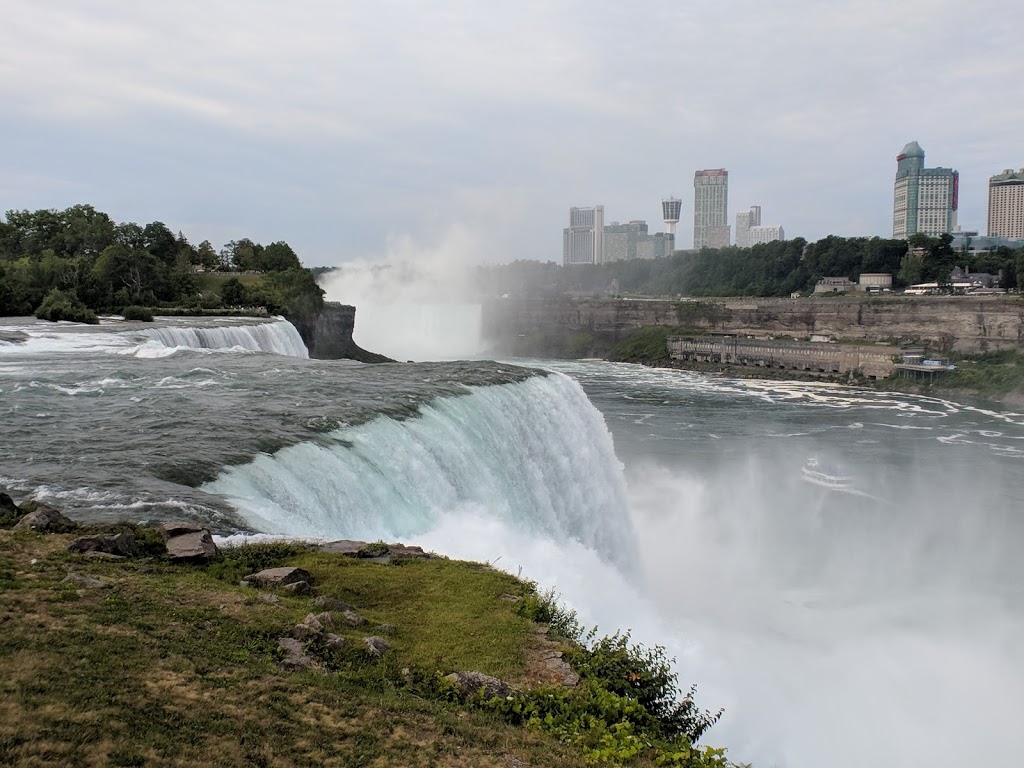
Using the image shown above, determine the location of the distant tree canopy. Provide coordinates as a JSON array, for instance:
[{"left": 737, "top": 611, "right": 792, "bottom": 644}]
[
  {"left": 474, "top": 234, "right": 1024, "bottom": 298},
  {"left": 0, "top": 204, "right": 323, "bottom": 321}
]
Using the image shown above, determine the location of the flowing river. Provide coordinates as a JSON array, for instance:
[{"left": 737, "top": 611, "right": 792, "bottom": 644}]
[{"left": 1, "top": 315, "right": 1021, "bottom": 767}]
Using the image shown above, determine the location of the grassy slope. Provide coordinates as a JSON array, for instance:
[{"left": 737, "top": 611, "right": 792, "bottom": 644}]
[{"left": 0, "top": 532, "right": 585, "bottom": 768}]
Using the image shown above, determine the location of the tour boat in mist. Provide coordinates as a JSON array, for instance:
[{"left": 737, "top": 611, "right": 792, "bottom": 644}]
[{"left": 801, "top": 457, "right": 852, "bottom": 490}]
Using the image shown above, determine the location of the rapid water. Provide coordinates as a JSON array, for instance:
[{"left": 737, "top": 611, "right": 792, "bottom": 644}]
[{"left": 2, "top": 318, "right": 1021, "bottom": 767}]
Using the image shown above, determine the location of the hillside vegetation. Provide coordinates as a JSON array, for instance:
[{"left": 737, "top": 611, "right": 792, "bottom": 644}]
[{"left": 0, "top": 519, "right": 742, "bottom": 768}]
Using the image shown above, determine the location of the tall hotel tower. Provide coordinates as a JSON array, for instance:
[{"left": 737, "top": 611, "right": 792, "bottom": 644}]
[
  {"left": 892, "top": 141, "right": 958, "bottom": 237},
  {"left": 693, "top": 169, "right": 730, "bottom": 249},
  {"left": 563, "top": 205, "right": 605, "bottom": 265},
  {"left": 988, "top": 169, "right": 1024, "bottom": 238}
]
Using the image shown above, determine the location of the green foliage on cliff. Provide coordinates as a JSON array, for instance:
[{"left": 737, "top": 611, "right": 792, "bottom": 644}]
[
  {"left": 608, "top": 326, "right": 674, "bottom": 363},
  {"left": 0, "top": 205, "right": 323, "bottom": 320}
]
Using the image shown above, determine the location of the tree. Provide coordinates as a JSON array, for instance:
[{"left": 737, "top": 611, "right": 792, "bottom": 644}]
[
  {"left": 258, "top": 241, "right": 301, "bottom": 272},
  {"left": 220, "top": 277, "right": 248, "bottom": 306}
]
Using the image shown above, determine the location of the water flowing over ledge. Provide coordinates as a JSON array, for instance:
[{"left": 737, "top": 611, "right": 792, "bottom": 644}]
[
  {"left": 0, "top": 317, "right": 309, "bottom": 358},
  {"left": 203, "top": 372, "right": 638, "bottom": 571}
]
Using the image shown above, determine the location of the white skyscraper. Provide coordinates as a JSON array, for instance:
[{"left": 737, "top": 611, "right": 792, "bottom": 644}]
[
  {"left": 563, "top": 206, "right": 605, "bottom": 265},
  {"left": 735, "top": 206, "right": 762, "bottom": 248},
  {"left": 988, "top": 169, "right": 1024, "bottom": 238},
  {"left": 892, "top": 141, "right": 959, "bottom": 238},
  {"left": 693, "top": 169, "right": 729, "bottom": 249}
]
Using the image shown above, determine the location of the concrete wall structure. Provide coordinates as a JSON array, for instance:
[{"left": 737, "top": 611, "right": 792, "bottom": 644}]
[
  {"left": 669, "top": 337, "right": 897, "bottom": 379},
  {"left": 482, "top": 296, "right": 1024, "bottom": 354}
]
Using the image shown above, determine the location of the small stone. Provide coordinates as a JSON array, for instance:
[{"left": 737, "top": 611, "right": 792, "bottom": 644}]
[
  {"left": 445, "top": 671, "right": 515, "bottom": 700},
  {"left": 314, "top": 612, "right": 333, "bottom": 630},
  {"left": 363, "top": 636, "right": 390, "bottom": 657},
  {"left": 283, "top": 580, "right": 311, "bottom": 595},
  {"left": 243, "top": 567, "right": 313, "bottom": 589},
  {"left": 314, "top": 595, "right": 352, "bottom": 612},
  {"left": 258, "top": 593, "right": 280, "bottom": 604},
  {"left": 13, "top": 504, "right": 77, "bottom": 533},
  {"left": 291, "top": 623, "right": 321, "bottom": 641},
  {"left": 62, "top": 572, "right": 109, "bottom": 589},
  {"left": 341, "top": 609, "right": 367, "bottom": 627},
  {"left": 322, "top": 633, "right": 347, "bottom": 651},
  {"left": 83, "top": 551, "right": 124, "bottom": 561},
  {"left": 278, "top": 637, "right": 315, "bottom": 670},
  {"left": 373, "top": 624, "right": 396, "bottom": 635}
]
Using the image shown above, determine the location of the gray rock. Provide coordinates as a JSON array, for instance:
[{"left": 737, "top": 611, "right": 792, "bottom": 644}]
[
  {"left": 322, "top": 633, "right": 347, "bottom": 651},
  {"left": 363, "top": 636, "right": 391, "bottom": 657},
  {"left": 499, "top": 593, "right": 522, "bottom": 602},
  {"left": 68, "top": 531, "right": 138, "bottom": 558},
  {"left": 319, "top": 539, "right": 439, "bottom": 562},
  {"left": 13, "top": 504, "right": 77, "bottom": 533},
  {"left": 0, "top": 492, "right": 19, "bottom": 520},
  {"left": 313, "top": 595, "right": 353, "bottom": 612},
  {"left": 314, "top": 612, "right": 333, "bottom": 630},
  {"left": 83, "top": 551, "right": 124, "bottom": 561},
  {"left": 445, "top": 671, "right": 515, "bottom": 700},
  {"left": 318, "top": 539, "right": 367, "bottom": 556},
  {"left": 291, "top": 623, "right": 321, "bottom": 641},
  {"left": 278, "top": 637, "right": 315, "bottom": 670},
  {"left": 243, "top": 567, "right": 313, "bottom": 589},
  {"left": 157, "top": 520, "right": 207, "bottom": 540},
  {"left": 283, "top": 580, "right": 311, "bottom": 595},
  {"left": 373, "top": 624, "right": 396, "bottom": 636},
  {"left": 258, "top": 593, "right": 280, "bottom": 604},
  {"left": 165, "top": 530, "right": 218, "bottom": 561},
  {"left": 341, "top": 609, "right": 367, "bottom": 627},
  {"left": 62, "top": 572, "right": 109, "bottom": 589}
]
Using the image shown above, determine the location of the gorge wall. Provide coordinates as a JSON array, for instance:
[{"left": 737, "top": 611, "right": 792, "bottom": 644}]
[{"left": 482, "top": 296, "right": 1024, "bottom": 354}]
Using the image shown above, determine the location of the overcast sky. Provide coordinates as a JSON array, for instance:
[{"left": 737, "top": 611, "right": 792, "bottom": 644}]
[{"left": 2, "top": 1, "right": 1021, "bottom": 266}]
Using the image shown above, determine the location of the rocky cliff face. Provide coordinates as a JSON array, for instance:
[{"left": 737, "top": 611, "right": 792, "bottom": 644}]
[
  {"left": 483, "top": 296, "right": 1024, "bottom": 354},
  {"left": 291, "top": 302, "right": 392, "bottom": 362}
]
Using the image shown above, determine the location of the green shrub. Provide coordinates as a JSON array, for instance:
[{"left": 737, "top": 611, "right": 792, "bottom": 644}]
[
  {"left": 121, "top": 305, "right": 154, "bottom": 322},
  {"left": 206, "top": 540, "right": 312, "bottom": 583},
  {"left": 34, "top": 289, "right": 98, "bottom": 324}
]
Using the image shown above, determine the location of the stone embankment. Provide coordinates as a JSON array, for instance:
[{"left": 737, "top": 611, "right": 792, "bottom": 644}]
[{"left": 483, "top": 295, "right": 1024, "bottom": 353}]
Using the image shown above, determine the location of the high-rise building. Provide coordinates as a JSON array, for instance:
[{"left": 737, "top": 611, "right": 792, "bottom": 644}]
[
  {"left": 749, "top": 224, "right": 785, "bottom": 245},
  {"left": 892, "top": 141, "right": 958, "bottom": 238},
  {"left": 988, "top": 169, "right": 1024, "bottom": 238},
  {"left": 694, "top": 169, "right": 729, "bottom": 249},
  {"left": 604, "top": 220, "right": 648, "bottom": 262},
  {"left": 735, "top": 205, "right": 761, "bottom": 248},
  {"left": 563, "top": 206, "right": 605, "bottom": 265}
]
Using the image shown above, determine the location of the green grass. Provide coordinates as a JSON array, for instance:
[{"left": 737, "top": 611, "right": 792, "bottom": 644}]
[
  {"left": 195, "top": 273, "right": 266, "bottom": 295},
  {"left": 0, "top": 531, "right": 740, "bottom": 767}
]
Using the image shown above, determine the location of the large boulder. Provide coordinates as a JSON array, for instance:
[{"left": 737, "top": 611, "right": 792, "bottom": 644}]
[
  {"left": 68, "top": 531, "right": 139, "bottom": 557},
  {"left": 445, "top": 671, "right": 515, "bottom": 701},
  {"left": 165, "top": 530, "right": 218, "bottom": 562},
  {"left": 243, "top": 567, "right": 313, "bottom": 589},
  {"left": 13, "top": 503, "right": 77, "bottom": 533}
]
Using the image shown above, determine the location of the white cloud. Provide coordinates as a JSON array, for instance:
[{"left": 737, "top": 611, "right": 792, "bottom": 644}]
[{"left": 1, "top": 0, "right": 1022, "bottom": 262}]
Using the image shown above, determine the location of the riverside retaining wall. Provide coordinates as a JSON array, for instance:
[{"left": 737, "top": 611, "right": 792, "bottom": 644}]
[{"left": 482, "top": 296, "right": 1024, "bottom": 353}]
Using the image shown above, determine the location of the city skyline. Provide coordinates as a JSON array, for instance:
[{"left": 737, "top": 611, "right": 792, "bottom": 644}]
[{"left": 2, "top": 1, "right": 1022, "bottom": 266}]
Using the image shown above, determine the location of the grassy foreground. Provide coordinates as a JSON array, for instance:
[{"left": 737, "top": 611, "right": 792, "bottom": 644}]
[{"left": 0, "top": 528, "right": 740, "bottom": 768}]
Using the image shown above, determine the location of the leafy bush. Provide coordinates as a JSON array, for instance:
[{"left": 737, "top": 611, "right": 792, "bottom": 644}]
[
  {"left": 608, "top": 326, "right": 675, "bottom": 363},
  {"left": 34, "top": 288, "right": 98, "bottom": 324},
  {"left": 507, "top": 587, "right": 732, "bottom": 766},
  {"left": 206, "top": 540, "right": 312, "bottom": 583},
  {"left": 121, "top": 305, "right": 154, "bottom": 322}
]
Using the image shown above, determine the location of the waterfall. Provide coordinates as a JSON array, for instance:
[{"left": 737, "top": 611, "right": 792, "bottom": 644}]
[{"left": 203, "top": 372, "right": 636, "bottom": 569}]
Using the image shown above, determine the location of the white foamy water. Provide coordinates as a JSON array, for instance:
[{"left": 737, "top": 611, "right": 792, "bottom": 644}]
[{"left": 0, "top": 317, "right": 308, "bottom": 359}]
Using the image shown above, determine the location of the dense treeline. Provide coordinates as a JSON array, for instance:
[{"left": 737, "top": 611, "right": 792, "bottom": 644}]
[
  {"left": 0, "top": 204, "right": 323, "bottom": 322},
  {"left": 475, "top": 234, "right": 1024, "bottom": 298}
]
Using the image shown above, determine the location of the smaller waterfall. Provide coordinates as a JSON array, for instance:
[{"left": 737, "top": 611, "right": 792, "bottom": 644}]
[{"left": 137, "top": 319, "right": 309, "bottom": 358}]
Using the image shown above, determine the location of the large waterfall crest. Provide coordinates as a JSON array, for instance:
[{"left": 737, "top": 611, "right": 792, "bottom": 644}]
[{"left": 204, "top": 373, "right": 636, "bottom": 568}]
